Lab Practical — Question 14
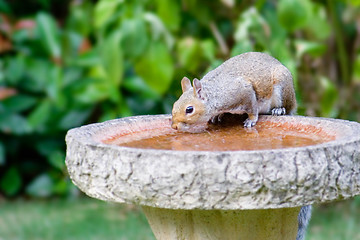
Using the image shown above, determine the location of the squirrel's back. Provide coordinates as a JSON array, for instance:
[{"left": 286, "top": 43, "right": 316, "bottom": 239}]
[{"left": 201, "top": 52, "right": 291, "bottom": 100}]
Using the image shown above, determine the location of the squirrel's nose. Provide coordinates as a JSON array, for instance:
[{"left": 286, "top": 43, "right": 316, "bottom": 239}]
[{"left": 171, "top": 122, "right": 178, "bottom": 130}]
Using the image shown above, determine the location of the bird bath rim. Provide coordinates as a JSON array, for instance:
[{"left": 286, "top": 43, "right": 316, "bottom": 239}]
[
  {"left": 65, "top": 114, "right": 360, "bottom": 210},
  {"left": 70, "top": 114, "right": 359, "bottom": 154}
]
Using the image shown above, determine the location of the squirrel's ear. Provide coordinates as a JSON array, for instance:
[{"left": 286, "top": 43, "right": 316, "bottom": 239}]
[
  {"left": 193, "top": 78, "right": 206, "bottom": 100},
  {"left": 181, "top": 77, "right": 192, "bottom": 92}
]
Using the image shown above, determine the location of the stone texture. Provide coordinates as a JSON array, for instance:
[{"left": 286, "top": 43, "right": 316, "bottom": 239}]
[
  {"left": 65, "top": 115, "right": 360, "bottom": 210},
  {"left": 142, "top": 206, "right": 300, "bottom": 240}
]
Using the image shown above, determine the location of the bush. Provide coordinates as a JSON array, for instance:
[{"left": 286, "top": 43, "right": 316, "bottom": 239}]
[{"left": 1, "top": 0, "right": 360, "bottom": 197}]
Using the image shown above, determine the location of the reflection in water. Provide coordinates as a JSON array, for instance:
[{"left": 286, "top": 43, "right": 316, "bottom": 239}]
[{"left": 119, "top": 120, "right": 331, "bottom": 151}]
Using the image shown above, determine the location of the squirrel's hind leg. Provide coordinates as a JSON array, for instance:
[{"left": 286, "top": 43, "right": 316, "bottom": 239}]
[
  {"left": 272, "top": 67, "right": 297, "bottom": 115},
  {"left": 269, "top": 84, "right": 285, "bottom": 115}
]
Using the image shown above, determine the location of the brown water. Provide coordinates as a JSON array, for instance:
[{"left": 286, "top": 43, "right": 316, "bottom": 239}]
[{"left": 119, "top": 121, "right": 332, "bottom": 151}]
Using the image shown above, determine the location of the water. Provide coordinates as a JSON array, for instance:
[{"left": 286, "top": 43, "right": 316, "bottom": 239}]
[{"left": 119, "top": 121, "right": 331, "bottom": 151}]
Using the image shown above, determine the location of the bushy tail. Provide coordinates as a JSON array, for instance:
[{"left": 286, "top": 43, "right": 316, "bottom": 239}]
[{"left": 296, "top": 205, "right": 312, "bottom": 240}]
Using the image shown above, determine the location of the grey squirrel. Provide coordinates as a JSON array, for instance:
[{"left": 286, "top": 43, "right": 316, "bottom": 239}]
[
  {"left": 172, "top": 52, "right": 312, "bottom": 239},
  {"left": 171, "top": 52, "right": 296, "bottom": 132}
]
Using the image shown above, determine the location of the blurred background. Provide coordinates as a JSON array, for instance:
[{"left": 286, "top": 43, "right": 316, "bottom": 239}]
[{"left": 1, "top": 0, "right": 360, "bottom": 239}]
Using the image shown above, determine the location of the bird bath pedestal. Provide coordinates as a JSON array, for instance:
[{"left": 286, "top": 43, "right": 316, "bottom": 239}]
[{"left": 65, "top": 115, "right": 360, "bottom": 240}]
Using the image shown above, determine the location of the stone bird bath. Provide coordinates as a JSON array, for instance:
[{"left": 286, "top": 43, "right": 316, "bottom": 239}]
[{"left": 65, "top": 114, "right": 360, "bottom": 240}]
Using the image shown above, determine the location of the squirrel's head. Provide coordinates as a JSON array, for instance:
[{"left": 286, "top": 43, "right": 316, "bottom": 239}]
[{"left": 171, "top": 77, "right": 209, "bottom": 132}]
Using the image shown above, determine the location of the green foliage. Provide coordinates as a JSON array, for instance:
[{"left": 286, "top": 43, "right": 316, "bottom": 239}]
[
  {"left": 94, "top": 0, "right": 124, "bottom": 29},
  {"left": 36, "top": 12, "right": 61, "bottom": 59},
  {"left": 0, "top": 167, "right": 22, "bottom": 196},
  {"left": 156, "top": 0, "right": 181, "bottom": 31},
  {"left": 0, "top": 141, "right": 5, "bottom": 165},
  {"left": 0, "top": 0, "right": 360, "bottom": 198},
  {"left": 278, "top": 0, "right": 312, "bottom": 32},
  {"left": 135, "top": 41, "right": 174, "bottom": 95}
]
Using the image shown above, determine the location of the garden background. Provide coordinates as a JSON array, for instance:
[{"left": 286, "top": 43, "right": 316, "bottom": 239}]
[{"left": 1, "top": 0, "right": 360, "bottom": 239}]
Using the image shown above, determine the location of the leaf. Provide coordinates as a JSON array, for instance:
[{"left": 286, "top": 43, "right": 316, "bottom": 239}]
[
  {"left": 205, "top": 59, "right": 223, "bottom": 73},
  {"left": 349, "top": 0, "right": 360, "bottom": 7},
  {"left": 120, "top": 18, "right": 149, "bottom": 58},
  {"left": 200, "top": 39, "right": 216, "bottom": 62},
  {"left": 62, "top": 31, "right": 84, "bottom": 61},
  {"left": 295, "top": 40, "right": 327, "bottom": 59},
  {"left": 319, "top": 76, "right": 338, "bottom": 117},
  {"left": 176, "top": 37, "right": 202, "bottom": 73},
  {"left": 156, "top": 0, "right": 181, "bottom": 32},
  {"left": 24, "top": 59, "right": 50, "bottom": 92},
  {"left": 117, "top": 96, "right": 132, "bottom": 117},
  {"left": 126, "top": 96, "right": 158, "bottom": 116},
  {"left": 36, "top": 12, "right": 61, "bottom": 59},
  {"left": 63, "top": 67, "right": 83, "bottom": 87},
  {"left": 48, "top": 150, "right": 65, "bottom": 170},
  {"left": 0, "top": 0, "right": 11, "bottom": 14},
  {"left": 99, "top": 106, "right": 118, "bottom": 122},
  {"left": 45, "top": 65, "right": 64, "bottom": 107},
  {"left": 27, "top": 99, "right": 51, "bottom": 130},
  {"left": 144, "top": 13, "right": 174, "bottom": 49},
  {"left": 234, "top": 7, "right": 268, "bottom": 50},
  {"left": 231, "top": 41, "right": 253, "bottom": 56},
  {"left": 134, "top": 42, "right": 174, "bottom": 95},
  {"left": 100, "top": 32, "right": 124, "bottom": 89},
  {"left": 72, "top": 49, "right": 101, "bottom": 67},
  {"left": 123, "top": 75, "right": 159, "bottom": 99},
  {"left": 35, "top": 139, "right": 63, "bottom": 157},
  {"left": 263, "top": 6, "right": 287, "bottom": 44},
  {"left": 353, "top": 53, "right": 360, "bottom": 83},
  {"left": 98, "top": 96, "right": 132, "bottom": 122},
  {"left": 0, "top": 167, "right": 22, "bottom": 196},
  {"left": 0, "top": 141, "right": 4, "bottom": 165},
  {"left": 73, "top": 78, "right": 111, "bottom": 104},
  {"left": 26, "top": 174, "right": 54, "bottom": 198},
  {"left": 277, "top": 0, "right": 313, "bottom": 32},
  {"left": 176, "top": 37, "right": 216, "bottom": 72},
  {"left": 255, "top": 0, "right": 267, "bottom": 10},
  {"left": 66, "top": 1, "right": 93, "bottom": 36},
  {"left": 53, "top": 178, "right": 73, "bottom": 195},
  {"left": 4, "top": 55, "right": 25, "bottom": 85},
  {"left": 304, "top": 3, "right": 331, "bottom": 40},
  {"left": 182, "top": 0, "right": 212, "bottom": 25},
  {"left": 0, "top": 114, "right": 31, "bottom": 135},
  {"left": 58, "top": 108, "right": 93, "bottom": 130},
  {"left": 1, "top": 95, "right": 37, "bottom": 113},
  {"left": 94, "top": 0, "right": 124, "bottom": 29}
]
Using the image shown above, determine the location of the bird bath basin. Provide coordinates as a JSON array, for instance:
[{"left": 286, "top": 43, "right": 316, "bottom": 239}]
[{"left": 65, "top": 114, "right": 360, "bottom": 240}]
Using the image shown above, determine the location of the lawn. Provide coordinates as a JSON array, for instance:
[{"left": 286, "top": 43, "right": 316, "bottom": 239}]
[
  {"left": 307, "top": 196, "right": 360, "bottom": 240},
  {"left": 0, "top": 196, "right": 360, "bottom": 240},
  {"left": 0, "top": 198, "right": 155, "bottom": 240}
]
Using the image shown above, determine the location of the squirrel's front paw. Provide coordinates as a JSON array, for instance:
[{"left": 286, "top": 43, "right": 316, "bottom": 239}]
[
  {"left": 244, "top": 118, "right": 256, "bottom": 128},
  {"left": 271, "top": 107, "right": 286, "bottom": 116},
  {"left": 210, "top": 114, "right": 224, "bottom": 124}
]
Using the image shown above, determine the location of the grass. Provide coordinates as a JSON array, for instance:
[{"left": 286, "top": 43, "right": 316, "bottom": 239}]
[
  {"left": 0, "top": 196, "right": 360, "bottom": 240},
  {"left": 307, "top": 196, "right": 360, "bottom": 240},
  {"left": 0, "top": 197, "right": 155, "bottom": 240}
]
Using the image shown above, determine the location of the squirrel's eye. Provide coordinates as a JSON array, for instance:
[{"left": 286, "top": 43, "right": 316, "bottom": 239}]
[{"left": 185, "top": 106, "right": 194, "bottom": 114}]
